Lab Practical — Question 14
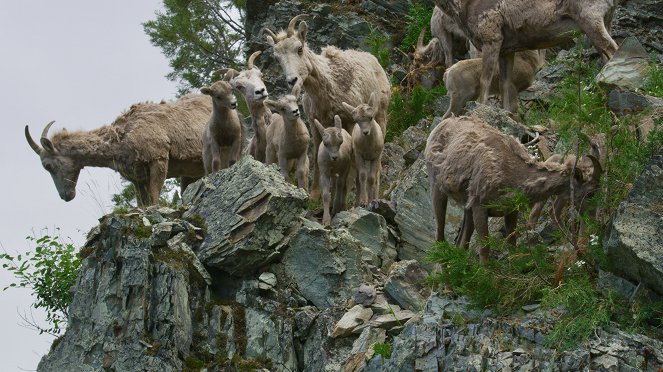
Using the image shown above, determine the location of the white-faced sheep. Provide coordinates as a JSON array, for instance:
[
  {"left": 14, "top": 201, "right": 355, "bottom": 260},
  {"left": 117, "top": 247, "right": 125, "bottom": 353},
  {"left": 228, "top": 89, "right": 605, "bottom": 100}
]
[
  {"left": 25, "top": 94, "right": 212, "bottom": 206},
  {"left": 434, "top": 0, "right": 619, "bottom": 113},
  {"left": 264, "top": 14, "right": 391, "bottom": 199},
  {"left": 313, "top": 116, "right": 353, "bottom": 226},
  {"left": 442, "top": 50, "right": 545, "bottom": 119},
  {"left": 264, "top": 86, "right": 310, "bottom": 192},
  {"left": 342, "top": 93, "right": 384, "bottom": 207},
  {"left": 201, "top": 79, "right": 243, "bottom": 175},
  {"left": 424, "top": 116, "right": 601, "bottom": 263},
  {"left": 222, "top": 51, "right": 271, "bottom": 163}
]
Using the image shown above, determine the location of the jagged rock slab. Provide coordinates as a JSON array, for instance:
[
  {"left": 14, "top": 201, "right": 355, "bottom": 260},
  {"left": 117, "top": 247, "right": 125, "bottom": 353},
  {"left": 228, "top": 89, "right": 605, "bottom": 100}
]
[
  {"left": 331, "top": 305, "right": 374, "bottom": 338},
  {"left": 597, "top": 37, "right": 651, "bottom": 91},
  {"left": 604, "top": 149, "right": 663, "bottom": 295},
  {"left": 182, "top": 157, "right": 307, "bottom": 276},
  {"left": 38, "top": 215, "right": 211, "bottom": 371},
  {"left": 383, "top": 260, "right": 430, "bottom": 312},
  {"left": 278, "top": 219, "right": 378, "bottom": 308},
  {"left": 332, "top": 208, "right": 397, "bottom": 269}
]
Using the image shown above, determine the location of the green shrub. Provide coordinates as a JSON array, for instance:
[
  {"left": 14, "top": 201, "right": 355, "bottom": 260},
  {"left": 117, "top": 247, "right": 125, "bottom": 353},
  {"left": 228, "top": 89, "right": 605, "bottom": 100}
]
[
  {"left": 0, "top": 231, "right": 81, "bottom": 335},
  {"left": 642, "top": 55, "right": 663, "bottom": 97},
  {"left": 373, "top": 342, "right": 393, "bottom": 359},
  {"left": 366, "top": 24, "right": 391, "bottom": 69},
  {"left": 387, "top": 84, "right": 447, "bottom": 142},
  {"left": 399, "top": 4, "right": 433, "bottom": 53}
]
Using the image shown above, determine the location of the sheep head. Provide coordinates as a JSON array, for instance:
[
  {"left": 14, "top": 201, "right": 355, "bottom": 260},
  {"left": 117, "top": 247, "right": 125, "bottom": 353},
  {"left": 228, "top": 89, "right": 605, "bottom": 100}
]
[
  {"left": 342, "top": 92, "right": 379, "bottom": 136},
  {"left": 265, "top": 85, "right": 302, "bottom": 121},
  {"left": 201, "top": 81, "right": 237, "bottom": 109},
  {"left": 264, "top": 14, "right": 310, "bottom": 91},
  {"left": 227, "top": 51, "right": 269, "bottom": 105},
  {"left": 25, "top": 121, "right": 81, "bottom": 202},
  {"left": 314, "top": 115, "right": 345, "bottom": 161}
]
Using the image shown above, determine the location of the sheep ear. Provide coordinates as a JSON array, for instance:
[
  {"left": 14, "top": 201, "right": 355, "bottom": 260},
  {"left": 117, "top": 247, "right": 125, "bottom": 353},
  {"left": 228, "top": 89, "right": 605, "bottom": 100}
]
[
  {"left": 368, "top": 92, "right": 379, "bottom": 111},
  {"left": 200, "top": 87, "right": 212, "bottom": 96},
  {"left": 222, "top": 68, "right": 240, "bottom": 82},
  {"left": 291, "top": 84, "right": 302, "bottom": 98},
  {"left": 264, "top": 100, "right": 278, "bottom": 112},
  {"left": 297, "top": 21, "right": 308, "bottom": 43},
  {"left": 41, "top": 138, "right": 56, "bottom": 153},
  {"left": 266, "top": 35, "right": 275, "bottom": 46},
  {"left": 334, "top": 115, "right": 342, "bottom": 129},
  {"left": 341, "top": 102, "right": 355, "bottom": 114},
  {"left": 313, "top": 119, "right": 326, "bottom": 137}
]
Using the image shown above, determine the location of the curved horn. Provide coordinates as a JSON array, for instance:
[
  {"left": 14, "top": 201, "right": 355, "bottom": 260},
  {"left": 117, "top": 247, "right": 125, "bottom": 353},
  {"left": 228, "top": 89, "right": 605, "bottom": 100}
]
[
  {"left": 41, "top": 120, "right": 55, "bottom": 140},
  {"left": 417, "top": 27, "right": 426, "bottom": 50},
  {"left": 25, "top": 125, "right": 42, "bottom": 155},
  {"left": 247, "top": 51, "right": 261, "bottom": 69},
  {"left": 287, "top": 14, "right": 308, "bottom": 37},
  {"left": 263, "top": 27, "right": 278, "bottom": 41},
  {"left": 586, "top": 154, "right": 603, "bottom": 182},
  {"left": 523, "top": 132, "right": 540, "bottom": 147}
]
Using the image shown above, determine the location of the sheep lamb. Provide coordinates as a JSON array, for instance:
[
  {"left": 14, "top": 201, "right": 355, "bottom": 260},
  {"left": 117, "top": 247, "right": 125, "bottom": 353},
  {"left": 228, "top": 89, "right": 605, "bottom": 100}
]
[
  {"left": 313, "top": 116, "right": 353, "bottom": 226},
  {"left": 342, "top": 93, "right": 384, "bottom": 207},
  {"left": 265, "top": 14, "right": 391, "bottom": 199},
  {"left": 25, "top": 94, "right": 212, "bottom": 206},
  {"left": 264, "top": 86, "right": 310, "bottom": 192},
  {"left": 201, "top": 79, "right": 243, "bottom": 175},
  {"left": 424, "top": 115, "right": 600, "bottom": 262}
]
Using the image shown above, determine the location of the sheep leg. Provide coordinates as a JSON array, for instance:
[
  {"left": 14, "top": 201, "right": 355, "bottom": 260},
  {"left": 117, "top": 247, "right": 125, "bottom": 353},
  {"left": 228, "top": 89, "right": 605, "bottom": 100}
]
[
  {"left": 134, "top": 182, "right": 152, "bottom": 207},
  {"left": 575, "top": 18, "right": 617, "bottom": 61},
  {"left": 148, "top": 160, "right": 168, "bottom": 205},
  {"left": 357, "top": 159, "right": 369, "bottom": 207},
  {"left": 230, "top": 137, "right": 242, "bottom": 166},
  {"left": 443, "top": 86, "right": 475, "bottom": 119},
  {"left": 310, "top": 128, "right": 322, "bottom": 200},
  {"left": 478, "top": 42, "right": 500, "bottom": 105},
  {"left": 498, "top": 52, "right": 516, "bottom": 112},
  {"left": 528, "top": 201, "right": 545, "bottom": 228},
  {"left": 367, "top": 160, "right": 380, "bottom": 204},
  {"left": 457, "top": 209, "right": 474, "bottom": 249},
  {"left": 504, "top": 211, "right": 519, "bottom": 246},
  {"left": 440, "top": 30, "right": 454, "bottom": 69},
  {"left": 431, "top": 185, "right": 448, "bottom": 242},
  {"left": 278, "top": 155, "right": 291, "bottom": 184},
  {"left": 266, "top": 144, "right": 277, "bottom": 165},
  {"left": 209, "top": 144, "right": 222, "bottom": 173},
  {"left": 472, "top": 206, "right": 490, "bottom": 263},
  {"left": 296, "top": 153, "right": 309, "bottom": 193},
  {"left": 551, "top": 195, "right": 568, "bottom": 229},
  {"left": 321, "top": 173, "right": 333, "bottom": 226},
  {"left": 332, "top": 172, "right": 348, "bottom": 216}
]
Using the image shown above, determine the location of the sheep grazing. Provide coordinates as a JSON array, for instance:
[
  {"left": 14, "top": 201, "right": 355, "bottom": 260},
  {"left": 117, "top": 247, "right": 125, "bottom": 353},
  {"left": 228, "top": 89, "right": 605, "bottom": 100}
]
[
  {"left": 442, "top": 50, "right": 545, "bottom": 119},
  {"left": 200, "top": 79, "right": 243, "bottom": 175},
  {"left": 25, "top": 95, "right": 212, "bottom": 206},
  {"left": 313, "top": 116, "right": 353, "bottom": 226},
  {"left": 222, "top": 51, "right": 271, "bottom": 163},
  {"left": 264, "top": 14, "right": 391, "bottom": 199},
  {"left": 527, "top": 148, "right": 603, "bottom": 240},
  {"left": 434, "top": 0, "right": 619, "bottom": 112},
  {"left": 342, "top": 93, "right": 384, "bottom": 207},
  {"left": 264, "top": 86, "right": 310, "bottom": 192},
  {"left": 413, "top": 5, "right": 472, "bottom": 71},
  {"left": 424, "top": 116, "right": 600, "bottom": 263}
]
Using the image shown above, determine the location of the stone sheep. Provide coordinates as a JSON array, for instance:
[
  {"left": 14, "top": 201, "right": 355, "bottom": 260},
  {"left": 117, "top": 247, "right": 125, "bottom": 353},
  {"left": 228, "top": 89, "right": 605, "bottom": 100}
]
[
  {"left": 342, "top": 93, "right": 384, "bottom": 207},
  {"left": 424, "top": 116, "right": 600, "bottom": 262},
  {"left": 442, "top": 50, "right": 545, "bottom": 119},
  {"left": 313, "top": 116, "right": 353, "bottom": 226},
  {"left": 264, "top": 14, "right": 391, "bottom": 199},
  {"left": 434, "top": 0, "right": 619, "bottom": 113},
  {"left": 25, "top": 95, "right": 212, "bottom": 206},
  {"left": 264, "top": 86, "right": 310, "bottom": 192},
  {"left": 222, "top": 51, "right": 271, "bottom": 163},
  {"left": 200, "top": 79, "right": 243, "bottom": 175}
]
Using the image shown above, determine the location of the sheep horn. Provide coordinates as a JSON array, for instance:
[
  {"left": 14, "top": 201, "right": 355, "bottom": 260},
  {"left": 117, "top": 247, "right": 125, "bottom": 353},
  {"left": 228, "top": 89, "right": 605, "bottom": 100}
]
[
  {"left": 263, "top": 28, "right": 278, "bottom": 41},
  {"left": 287, "top": 14, "right": 308, "bottom": 37},
  {"left": 41, "top": 120, "right": 55, "bottom": 140},
  {"left": 586, "top": 154, "right": 603, "bottom": 182},
  {"left": 247, "top": 51, "right": 261, "bottom": 69},
  {"left": 523, "top": 132, "right": 540, "bottom": 146},
  {"left": 417, "top": 27, "right": 426, "bottom": 50},
  {"left": 25, "top": 125, "right": 42, "bottom": 155}
]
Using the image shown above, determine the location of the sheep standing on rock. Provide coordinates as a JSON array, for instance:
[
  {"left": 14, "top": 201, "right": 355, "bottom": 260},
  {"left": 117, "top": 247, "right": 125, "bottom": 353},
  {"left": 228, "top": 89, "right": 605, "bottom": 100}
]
[
  {"left": 434, "top": 0, "right": 619, "bottom": 113},
  {"left": 25, "top": 95, "right": 212, "bottom": 206},
  {"left": 314, "top": 116, "right": 354, "bottom": 226},
  {"left": 342, "top": 93, "right": 384, "bottom": 207},
  {"left": 264, "top": 86, "right": 310, "bottom": 192},
  {"left": 222, "top": 51, "right": 271, "bottom": 163},
  {"left": 264, "top": 14, "right": 391, "bottom": 199},
  {"left": 442, "top": 50, "right": 545, "bottom": 119},
  {"left": 201, "top": 80, "right": 243, "bottom": 175},
  {"left": 424, "top": 116, "right": 601, "bottom": 263}
]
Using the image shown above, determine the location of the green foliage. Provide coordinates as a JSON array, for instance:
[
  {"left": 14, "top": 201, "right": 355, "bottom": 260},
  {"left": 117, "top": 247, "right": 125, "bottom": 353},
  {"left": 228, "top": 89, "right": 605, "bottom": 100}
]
[
  {"left": 373, "top": 342, "right": 393, "bottom": 359},
  {"left": 642, "top": 55, "right": 663, "bottom": 97},
  {"left": 399, "top": 4, "right": 433, "bottom": 53},
  {"left": 0, "top": 231, "right": 81, "bottom": 335},
  {"left": 112, "top": 178, "right": 182, "bottom": 211},
  {"left": 387, "top": 84, "right": 447, "bottom": 142},
  {"left": 366, "top": 25, "right": 391, "bottom": 69},
  {"left": 143, "top": 0, "right": 246, "bottom": 95}
]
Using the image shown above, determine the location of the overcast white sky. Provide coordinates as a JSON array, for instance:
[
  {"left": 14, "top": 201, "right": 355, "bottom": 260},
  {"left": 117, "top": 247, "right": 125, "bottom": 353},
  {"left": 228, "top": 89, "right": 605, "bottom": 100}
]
[{"left": 0, "top": 2, "right": 179, "bottom": 370}]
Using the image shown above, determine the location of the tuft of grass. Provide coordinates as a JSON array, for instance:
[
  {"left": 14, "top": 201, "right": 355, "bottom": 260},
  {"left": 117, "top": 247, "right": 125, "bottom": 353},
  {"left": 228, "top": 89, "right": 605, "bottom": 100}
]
[
  {"left": 642, "top": 54, "right": 663, "bottom": 97},
  {"left": 366, "top": 24, "right": 391, "bottom": 69},
  {"left": 387, "top": 84, "right": 447, "bottom": 142},
  {"left": 373, "top": 342, "right": 393, "bottom": 359}
]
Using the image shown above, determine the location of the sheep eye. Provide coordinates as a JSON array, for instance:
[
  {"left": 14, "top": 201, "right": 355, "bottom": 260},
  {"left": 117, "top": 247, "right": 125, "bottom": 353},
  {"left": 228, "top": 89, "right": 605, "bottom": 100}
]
[{"left": 297, "top": 46, "right": 303, "bottom": 55}]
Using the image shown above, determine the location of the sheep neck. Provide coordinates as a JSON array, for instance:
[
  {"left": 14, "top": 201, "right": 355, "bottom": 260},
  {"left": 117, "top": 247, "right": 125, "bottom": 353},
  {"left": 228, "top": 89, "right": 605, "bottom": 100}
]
[
  {"left": 301, "top": 50, "right": 336, "bottom": 113},
  {"left": 248, "top": 101, "right": 270, "bottom": 129},
  {"left": 49, "top": 128, "right": 129, "bottom": 170},
  {"left": 209, "top": 102, "right": 236, "bottom": 129},
  {"left": 518, "top": 164, "right": 571, "bottom": 204}
]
